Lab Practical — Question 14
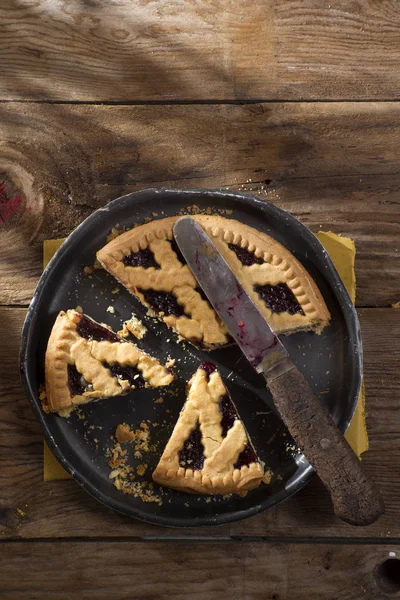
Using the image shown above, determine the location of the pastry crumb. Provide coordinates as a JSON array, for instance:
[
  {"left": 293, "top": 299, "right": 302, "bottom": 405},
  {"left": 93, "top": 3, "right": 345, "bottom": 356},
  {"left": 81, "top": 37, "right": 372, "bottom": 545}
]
[
  {"left": 115, "top": 478, "right": 162, "bottom": 505},
  {"left": 75, "top": 305, "right": 83, "bottom": 314},
  {"left": 392, "top": 301, "right": 400, "bottom": 309},
  {"left": 112, "top": 287, "right": 120, "bottom": 295},
  {"left": 106, "top": 227, "right": 121, "bottom": 244},
  {"left": 262, "top": 469, "right": 273, "bottom": 485},
  {"left": 118, "top": 313, "right": 147, "bottom": 339},
  {"left": 106, "top": 305, "right": 115, "bottom": 314},
  {"left": 137, "top": 464, "right": 148, "bottom": 476},
  {"left": 154, "top": 397, "right": 164, "bottom": 404},
  {"left": 165, "top": 357, "right": 175, "bottom": 369},
  {"left": 116, "top": 423, "right": 135, "bottom": 444},
  {"left": 83, "top": 265, "right": 94, "bottom": 276}
]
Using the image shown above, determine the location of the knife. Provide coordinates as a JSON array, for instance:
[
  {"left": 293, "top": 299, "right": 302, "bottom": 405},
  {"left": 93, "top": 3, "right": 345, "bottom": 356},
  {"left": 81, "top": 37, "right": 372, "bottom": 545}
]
[{"left": 173, "top": 216, "right": 384, "bottom": 526}]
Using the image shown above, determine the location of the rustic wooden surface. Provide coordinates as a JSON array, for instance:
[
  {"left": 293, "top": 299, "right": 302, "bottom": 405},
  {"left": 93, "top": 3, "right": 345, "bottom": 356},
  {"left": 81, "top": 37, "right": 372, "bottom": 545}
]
[{"left": 1, "top": 1, "right": 400, "bottom": 599}]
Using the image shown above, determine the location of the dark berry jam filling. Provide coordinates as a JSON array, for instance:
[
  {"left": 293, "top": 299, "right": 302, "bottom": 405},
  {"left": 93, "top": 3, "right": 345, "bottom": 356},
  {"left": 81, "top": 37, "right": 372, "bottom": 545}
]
[
  {"left": 219, "top": 394, "right": 238, "bottom": 437},
  {"left": 170, "top": 238, "right": 186, "bottom": 265},
  {"left": 122, "top": 248, "right": 159, "bottom": 269},
  {"left": 103, "top": 363, "right": 145, "bottom": 388},
  {"left": 139, "top": 289, "right": 185, "bottom": 317},
  {"left": 179, "top": 423, "right": 205, "bottom": 470},
  {"left": 228, "top": 243, "right": 264, "bottom": 266},
  {"left": 234, "top": 443, "right": 257, "bottom": 469},
  {"left": 67, "top": 364, "right": 87, "bottom": 396},
  {"left": 199, "top": 361, "right": 217, "bottom": 379},
  {"left": 254, "top": 283, "right": 304, "bottom": 315},
  {"left": 77, "top": 315, "right": 120, "bottom": 342}
]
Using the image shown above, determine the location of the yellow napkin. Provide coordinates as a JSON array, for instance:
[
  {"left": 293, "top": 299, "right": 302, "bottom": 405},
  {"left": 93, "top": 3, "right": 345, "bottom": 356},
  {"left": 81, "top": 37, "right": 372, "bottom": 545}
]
[{"left": 43, "top": 232, "right": 368, "bottom": 481}]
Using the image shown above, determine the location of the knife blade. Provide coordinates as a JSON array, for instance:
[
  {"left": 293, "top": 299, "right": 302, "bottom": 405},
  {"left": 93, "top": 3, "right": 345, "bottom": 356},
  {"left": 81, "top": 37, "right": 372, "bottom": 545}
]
[
  {"left": 173, "top": 216, "right": 384, "bottom": 526},
  {"left": 173, "top": 217, "right": 291, "bottom": 379}
]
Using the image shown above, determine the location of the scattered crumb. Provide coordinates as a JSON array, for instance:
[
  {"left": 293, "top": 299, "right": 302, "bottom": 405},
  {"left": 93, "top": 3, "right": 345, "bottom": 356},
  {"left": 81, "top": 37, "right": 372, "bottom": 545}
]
[
  {"left": 276, "top": 474, "right": 282, "bottom": 481},
  {"left": 115, "top": 422, "right": 151, "bottom": 458},
  {"left": 75, "top": 305, "right": 83, "bottom": 314},
  {"left": 165, "top": 357, "right": 176, "bottom": 369},
  {"left": 154, "top": 397, "right": 164, "bottom": 404},
  {"left": 118, "top": 313, "right": 147, "bottom": 339},
  {"left": 392, "top": 301, "right": 400, "bottom": 309},
  {"left": 325, "top": 370, "right": 330, "bottom": 375},
  {"left": 152, "top": 212, "right": 158, "bottom": 217},
  {"left": 137, "top": 464, "right": 148, "bottom": 476},
  {"left": 115, "top": 479, "right": 162, "bottom": 505},
  {"left": 107, "top": 423, "right": 161, "bottom": 505},
  {"left": 93, "top": 258, "right": 102, "bottom": 270},
  {"left": 115, "top": 423, "right": 135, "bottom": 444},
  {"left": 16, "top": 508, "right": 26, "bottom": 517},
  {"left": 83, "top": 266, "right": 95, "bottom": 276},
  {"left": 106, "top": 227, "right": 121, "bottom": 244},
  {"left": 112, "top": 287, "right": 120, "bottom": 295},
  {"left": 262, "top": 469, "right": 273, "bottom": 485},
  {"left": 205, "top": 497, "right": 211, "bottom": 503},
  {"left": 106, "top": 305, "right": 115, "bottom": 314}
]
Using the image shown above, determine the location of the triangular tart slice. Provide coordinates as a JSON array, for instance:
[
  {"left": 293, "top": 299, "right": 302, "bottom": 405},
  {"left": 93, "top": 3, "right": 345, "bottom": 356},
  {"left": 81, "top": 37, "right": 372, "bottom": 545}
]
[
  {"left": 44, "top": 309, "right": 173, "bottom": 416},
  {"left": 152, "top": 362, "right": 264, "bottom": 495},
  {"left": 96, "top": 215, "right": 330, "bottom": 350}
]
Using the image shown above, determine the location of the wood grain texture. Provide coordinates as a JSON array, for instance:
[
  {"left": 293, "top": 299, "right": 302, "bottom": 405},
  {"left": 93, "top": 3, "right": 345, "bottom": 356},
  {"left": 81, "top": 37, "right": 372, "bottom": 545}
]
[
  {"left": 1, "top": 306, "right": 399, "bottom": 540},
  {"left": 0, "top": 540, "right": 398, "bottom": 599},
  {"left": 2, "top": 1, "right": 400, "bottom": 101},
  {"left": 266, "top": 367, "right": 384, "bottom": 527},
  {"left": 0, "top": 102, "right": 399, "bottom": 306}
]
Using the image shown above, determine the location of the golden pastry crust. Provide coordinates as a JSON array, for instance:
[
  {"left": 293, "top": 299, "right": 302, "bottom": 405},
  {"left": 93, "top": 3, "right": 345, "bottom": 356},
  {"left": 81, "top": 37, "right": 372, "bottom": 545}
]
[
  {"left": 152, "top": 365, "right": 264, "bottom": 494},
  {"left": 97, "top": 215, "right": 330, "bottom": 348},
  {"left": 44, "top": 309, "right": 173, "bottom": 416}
]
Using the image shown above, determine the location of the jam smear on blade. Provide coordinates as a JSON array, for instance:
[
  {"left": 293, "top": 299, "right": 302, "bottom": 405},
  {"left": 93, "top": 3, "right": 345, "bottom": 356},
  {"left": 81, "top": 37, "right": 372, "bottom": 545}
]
[
  {"left": 219, "top": 394, "right": 238, "bottom": 437},
  {"left": 199, "top": 361, "right": 217, "bottom": 379},
  {"left": 103, "top": 363, "right": 145, "bottom": 388},
  {"left": 170, "top": 238, "right": 186, "bottom": 265},
  {"left": 122, "top": 248, "right": 159, "bottom": 269},
  {"left": 179, "top": 423, "right": 205, "bottom": 470},
  {"left": 140, "top": 289, "right": 185, "bottom": 317},
  {"left": 254, "top": 283, "right": 304, "bottom": 315},
  {"left": 77, "top": 315, "right": 120, "bottom": 342},
  {"left": 67, "top": 364, "right": 86, "bottom": 396},
  {"left": 234, "top": 443, "right": 257, "bottom": 469},
  {"left": 228, "top": 243, "right": 264, "bottom": 266}
]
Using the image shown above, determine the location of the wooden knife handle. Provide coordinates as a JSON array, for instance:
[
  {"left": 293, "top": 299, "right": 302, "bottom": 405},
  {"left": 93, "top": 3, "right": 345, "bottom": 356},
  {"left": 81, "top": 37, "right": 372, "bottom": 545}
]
[{"left": 264, "top": 365, "right": 384, "bottom": 526}]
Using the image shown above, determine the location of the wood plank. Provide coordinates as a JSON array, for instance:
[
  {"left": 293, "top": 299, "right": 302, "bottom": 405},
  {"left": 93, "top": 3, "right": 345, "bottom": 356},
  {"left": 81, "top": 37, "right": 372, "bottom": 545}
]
[
  {"left": 1, "top": 306, "right": 399, "bottom": 540},
  {"left": 0, "top": 540, "right": 398, "bottom": 599},
  {"left": 2, "top": 1, "right": 400, "bottom": 101},
  {"left": 1, "top": 102, "right": 400, "bottom": 306}
]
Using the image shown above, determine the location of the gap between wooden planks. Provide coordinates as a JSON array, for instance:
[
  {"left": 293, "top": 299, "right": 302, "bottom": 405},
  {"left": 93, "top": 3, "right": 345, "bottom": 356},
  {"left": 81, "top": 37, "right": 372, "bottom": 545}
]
[
  {"left": 0, "top": 102, "right": 399, "bottom": 307},
  {"left": 1, "top": 306, "right": 399, "bottom": 541},
  {"left": 0, "top": 540, "right": 397, "bottom": 599},
  {"left": 2, "top": 1, "right": 400, "bottom": 102}
]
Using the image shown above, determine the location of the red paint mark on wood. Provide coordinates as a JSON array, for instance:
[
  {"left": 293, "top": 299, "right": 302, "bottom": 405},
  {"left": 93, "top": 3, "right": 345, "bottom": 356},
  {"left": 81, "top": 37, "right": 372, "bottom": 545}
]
[{"left": 0, "top": 184, "right": 23, "bottom": 224}]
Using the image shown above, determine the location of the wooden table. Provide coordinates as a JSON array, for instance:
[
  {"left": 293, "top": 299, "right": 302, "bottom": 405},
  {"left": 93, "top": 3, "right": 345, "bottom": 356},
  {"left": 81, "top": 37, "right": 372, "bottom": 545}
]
[{"left": 1, "top": 2, "right": 400, "bottom": 598}]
